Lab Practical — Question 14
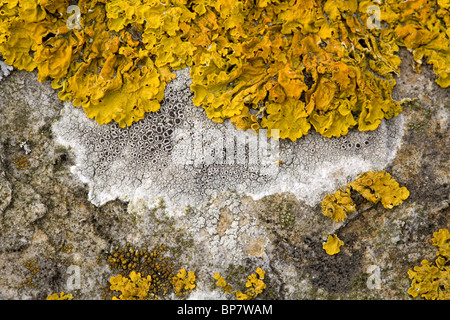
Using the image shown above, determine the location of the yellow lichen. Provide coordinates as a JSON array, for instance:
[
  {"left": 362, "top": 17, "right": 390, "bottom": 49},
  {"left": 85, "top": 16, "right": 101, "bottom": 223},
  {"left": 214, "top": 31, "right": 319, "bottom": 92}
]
[
  {"left": 321, "top": 170, "right": 409, "bottom": 222},
  {"left": 1, "top": 1, "right": 449, "bottom": 139},
  {"left": 408, "top": 229, "right": 450, "bottom": 300},
  {"left": 321, "top": 187, "right": 356, "bottom": 223},
  {"left": 432, "top": 229, "right": 450, "bottom": 259},
  {"left": 348, "top": 171, "right": 410, "bottom": 209},
  {"left": 0, "top": 0, "right": 195, "bottom": 128},
  {"left": 172, "top": 268, "right": 196, "bottom": 297},
  {"left": 214, "top": 267, "right": 266, "bottom": 300},
  {"left": 102, "top": 243, "right": 194, "bottom": 299},
  {"left": 323, "top": 234, "right": 344, "bottom": 255},
  {"left": 213, "top": 272, "right": 232, "bottom": 294},
  {"left": 13, "top": 156, "right": 30, "bottom": 169},
  {"left": 109, "top": 271, "right": 152, "bottom": 300},
  {"left": 230, "top": 106, "right": 260, "bottom": 132},
  {"left": 58, "top": 242, "right": 73, "bottom": 254},
  {"left": 188, "top": 0, "right": 406, "bottom": 140},
  {"left": 19, "top": 259, "right": 39, "bottom": 289},
  {"left": 46, "top": 292, "right": 74, "bottom": 300}
]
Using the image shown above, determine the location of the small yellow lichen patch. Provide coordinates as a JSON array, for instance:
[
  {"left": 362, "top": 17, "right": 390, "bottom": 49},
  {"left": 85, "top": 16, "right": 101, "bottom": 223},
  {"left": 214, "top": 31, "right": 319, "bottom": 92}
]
[
  {"left": 58, "top": 242, "right": 73, "bottom": 254},
  {"left": 323, "top": 234, "right": 344, "bottom": 256},
  {"left": 408, "top": 229, "right": 450, "bottom": 300},
  {"left": 109, "top": 271, "right": 152, "bottom": 300},
  {"left": 321, "top": 187, "right": 356, "bottom": 223},
  {"left": 349, "top": 171, "right": 410, "bottom": 209},
  {"left": 13, "top": 156, "right": 29, "bottom": 169},
  {"left": 321, "top": 170, "right": 409, "bottom": 223},
  {"left": 19, "top": 259, "right": 39, "bottom": 289},
  {"left": 214, "top": 268, "right": 266, "bottom": 300},
  {"left": 102, "top": 243, "right": 176, "bottom": 299},
  {"left": 46, "top": 292, "right": 74, "bottom": 300},
  {"left": 213, "top": 272, "right": 232, "bottom": 294},
  {"left": 172, "top": 268, "right": 196, "bottom": 297},
  {"left": 432, "top": 228, "right": 450, "bottom": 259}
]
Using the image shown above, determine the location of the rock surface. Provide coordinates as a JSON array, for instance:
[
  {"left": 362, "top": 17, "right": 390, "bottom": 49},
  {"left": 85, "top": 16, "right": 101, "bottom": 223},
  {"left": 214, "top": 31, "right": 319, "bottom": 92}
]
[{"left": 0, "top": 48, "right": 448, "bottom": 300}]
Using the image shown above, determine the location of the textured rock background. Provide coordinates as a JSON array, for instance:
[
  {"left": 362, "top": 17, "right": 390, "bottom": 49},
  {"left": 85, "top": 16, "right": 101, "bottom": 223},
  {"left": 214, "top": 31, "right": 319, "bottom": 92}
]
[{"left": 0, "top": 48, "right": 448, "bottom": 300}]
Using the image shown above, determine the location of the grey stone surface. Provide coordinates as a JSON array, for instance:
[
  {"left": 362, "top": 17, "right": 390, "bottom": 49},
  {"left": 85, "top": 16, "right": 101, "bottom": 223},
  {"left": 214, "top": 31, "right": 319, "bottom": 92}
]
[{"left": 0, "top": 47, "right": 448, "bottom": 300}]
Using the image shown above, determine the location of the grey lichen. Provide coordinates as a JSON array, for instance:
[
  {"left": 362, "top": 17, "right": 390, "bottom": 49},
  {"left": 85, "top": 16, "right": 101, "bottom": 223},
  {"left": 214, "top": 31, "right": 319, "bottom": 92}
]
[
  {"left": 0, "top": 59, "right": 13, "bottom": 82},
  {"left": 52, "top": 67, "right": 405, "bottom": 215}
]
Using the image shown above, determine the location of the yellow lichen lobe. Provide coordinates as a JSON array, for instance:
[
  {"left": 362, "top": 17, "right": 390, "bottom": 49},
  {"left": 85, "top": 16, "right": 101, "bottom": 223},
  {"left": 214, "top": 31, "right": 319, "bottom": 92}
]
[
  {"left": 103, "top": 243, "right": 176, "bottom": 299},
  {"left": 188, "top": 0, "right": 408, "bottom": 140},
  {"left": 432, "top": 229, "right": 450, "bottom": 259},
  {"left": 323, "top": 234, "right": 344, "bottom": 255},
  {"left": 213, "top": 272, "right": 232, "bottom": 294},
  {"left": 13, "top": 156, "right": 30, "bottom": 169}
]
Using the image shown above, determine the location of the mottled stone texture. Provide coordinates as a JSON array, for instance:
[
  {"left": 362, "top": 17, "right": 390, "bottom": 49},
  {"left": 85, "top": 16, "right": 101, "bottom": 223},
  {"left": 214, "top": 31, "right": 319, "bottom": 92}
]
[{"left": 0, "top": 48, "right": 448, "bottom": 300}]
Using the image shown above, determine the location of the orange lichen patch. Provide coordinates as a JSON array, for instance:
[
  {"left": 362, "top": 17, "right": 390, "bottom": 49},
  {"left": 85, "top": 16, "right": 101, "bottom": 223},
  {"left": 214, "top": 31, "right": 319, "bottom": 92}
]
[
  {"left": 213, "top": 272, "right": 232, "bottom": 294},
  {"left": 408, "top": 229, "right": 450, "bottom": 300}
]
